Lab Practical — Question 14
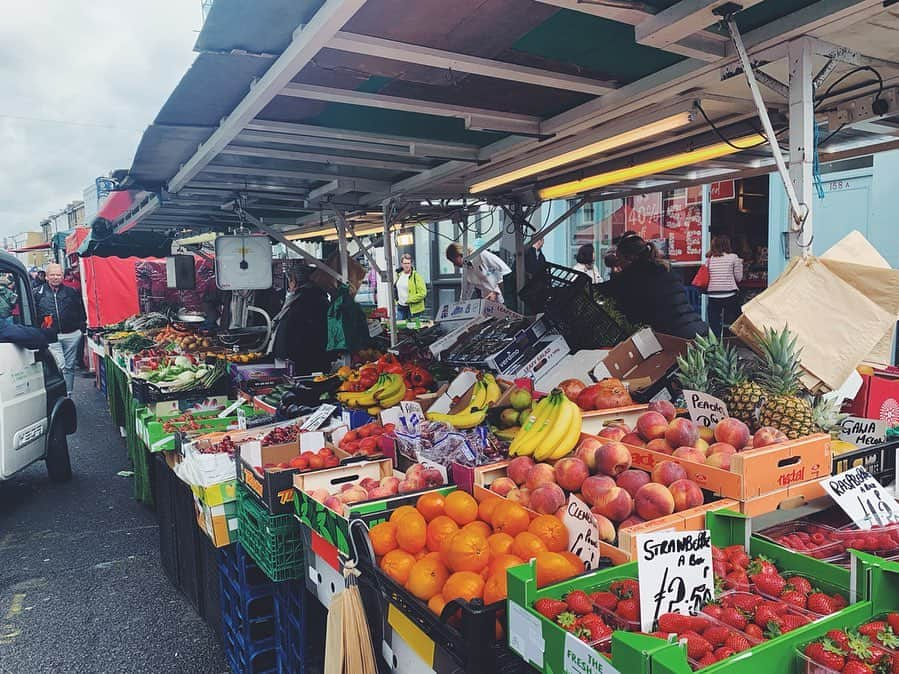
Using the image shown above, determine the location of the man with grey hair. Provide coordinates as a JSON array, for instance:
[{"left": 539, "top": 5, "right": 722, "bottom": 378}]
[{"left": 35, "top": 263, "right": 85, "bottom": 394}]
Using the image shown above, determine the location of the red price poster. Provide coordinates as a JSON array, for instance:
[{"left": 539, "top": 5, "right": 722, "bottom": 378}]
[
  {"left": 625, "top": 193, "right": 662, "bottom": 240},
  {"left": 663, "top": 190, "right": 703, "bottom": 262}
]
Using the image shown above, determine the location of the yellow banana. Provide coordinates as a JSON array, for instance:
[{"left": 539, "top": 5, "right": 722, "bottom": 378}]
[
  {"left": 509, "top": 393, "right": 559, "bottom": 456},
  {"left": 378, "top": 385, "right": 406, "bottom": 409},
  {"left": 374, "top": 374, "right": 404, "bottom": 402},
  {"left": 338, "top": 391, "right": 377, "bottom": 407},
  {"left": 533, "top": 394, "right": 570, "bottom": 461},
  {"left": 493, "top": 426, "right": 521, "bottom": 442},
  {"left": 483, "top": 374, "right": 502, "bottom": 406},
  {"left": 426, "top": 408, "right": 487, "bottom": 429},
  {"left": 469, "top": 380, "right": 488, "bottom": 410},
  {"left": 547, "top": 397, "right": 583, "bottom": 460}
]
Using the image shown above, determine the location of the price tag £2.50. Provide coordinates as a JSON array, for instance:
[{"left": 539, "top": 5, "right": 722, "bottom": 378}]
[
  {"left": 820, "top": 466, "right": 899, "bottom": 530},
  {"left": 635, "top": 529, "right": 714, "bottom": 633}
]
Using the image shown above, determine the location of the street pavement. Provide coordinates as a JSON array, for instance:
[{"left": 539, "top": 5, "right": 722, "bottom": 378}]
[{"left": 0, "top": 378, "right": 227, "bottom": 674}]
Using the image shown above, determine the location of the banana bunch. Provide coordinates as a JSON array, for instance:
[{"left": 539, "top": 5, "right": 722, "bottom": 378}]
[
  {"left": 425, "top": 375, "right": 501, "bottom": 429},
  {"left": 425, "top": 407, "right": 487, "bottom": 429},
  {"left": 336, "top": 373, "right": 406, "bottom": 409},
  {"left": 508, "top": 389, "right": 582, "bottom": 460}
]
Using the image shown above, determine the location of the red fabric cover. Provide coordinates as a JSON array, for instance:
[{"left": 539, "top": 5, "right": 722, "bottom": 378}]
[
  {"left": 81, "top": 256, "right": 141, "bottom": 327},
  {"left": 66, "top": 227, "right": 90, "bottom": 256}
]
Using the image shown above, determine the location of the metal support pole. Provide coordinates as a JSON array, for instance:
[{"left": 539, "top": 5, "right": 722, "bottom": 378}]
[
  {"left": 788, "top": 37, "right": 816, "bottom": 258},
  {"left": 346, "top": 225, "right": 383, "bottom": 279},
  {"left": 383, "top": 205, "right": 397, "bottom": 347},
  {"left": 461, "top": 213, "right": 470, "bottom": 300},
  {"left": 525, "top": 196, "right": 589, "bottom": 245},
  {"left": 514, "top": 213, "right": 526, "bottom": 302},
  {"left": 335, "top": 212, "right": 349, "bottom": 282}
]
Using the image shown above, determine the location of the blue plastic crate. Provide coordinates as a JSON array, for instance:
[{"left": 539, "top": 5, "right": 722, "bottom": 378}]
[{"left": 222, "top": 622, "right": 278, "bottom": 674}]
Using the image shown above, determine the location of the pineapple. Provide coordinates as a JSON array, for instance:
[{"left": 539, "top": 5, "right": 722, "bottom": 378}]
[
  {"left": 707, "top": 337, "right": 766, "bottom": 430},
  {"left": 811, "top": 395, "right": 847, "bottom": 439},
  {"left": 676, "top": 339, "right": 713, "bottom": 394},
  {"left": 756, "top": 327, "right": 815, "bottom": 439}
]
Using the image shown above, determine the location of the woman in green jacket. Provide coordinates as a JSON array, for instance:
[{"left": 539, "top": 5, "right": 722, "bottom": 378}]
[{"left": 395, "top": 253, "right": 427, "bottom": 319}]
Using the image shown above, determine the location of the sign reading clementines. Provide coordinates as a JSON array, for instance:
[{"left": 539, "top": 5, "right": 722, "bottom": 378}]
[
  {"left": 635, "top": 529, "right": 714, "bottom": 633},
  {"left": 563, "top": 494, "right": 600, "bottom": 570}
]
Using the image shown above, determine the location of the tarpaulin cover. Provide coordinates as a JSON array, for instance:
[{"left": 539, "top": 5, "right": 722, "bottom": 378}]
[
  {"left": 66, "top": 227, "right": 90, "bottom": 256},
  {"left": 81, "top": 256, "right": 141, "bottom": 327}
]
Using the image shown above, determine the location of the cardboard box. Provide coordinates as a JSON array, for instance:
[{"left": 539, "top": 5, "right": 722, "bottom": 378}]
[
  {"left": 738, "top": 479, "right": 828, "bottom": 517},
  {"left": 428, "top": 316, "right": 490, "bottom": 358},
  {"left": 508, "top": 334, "right": 570, "bottom": 380},
  {"left": 593, "top": 329, "right": 690, "bottom": 402},
  {"left": 846, "top": 371, "right": 899, "bottom": 422},
  {"left": 626, "top": 432, "right": 831, "bottom": 501},
  {"left": 483, "top": 318, "right": 553, "bottom": 374},
  {"left": 194, "top": 496, "right": 239, "bottom": 547},
  {"left": 191, "top": 479, "right": 238, "bottom": 507},
  {"left": 532, "top": 348, "right": 607, "bottom": 395},
  {"left": 434, "top": 299, "right": 522, "bottom": 323},
  {"left": 580, "top": 404, "right": 648, "bottom": 436},
  {"left": 142, "top": 395, "right": 231, "bottom": 420}
]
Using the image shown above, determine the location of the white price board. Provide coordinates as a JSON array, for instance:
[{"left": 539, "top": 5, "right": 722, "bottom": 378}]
[
  {"left": 399, "top": 401, "right": 425, "bottom": 433},
  {"left": 636, "top": 529, "right": 714, "bottom": 633},
  {"left": 508, "top": 601, "right": 545, "bottom": 668},
  {"left": 820, "top": 466, "right": 899, "bottom": 530},
  {"left": 300, "top": 404, "right": 337, "bottom": 431},
  {"left": 682, "top": 390, "right": 729, "bottom": 427},
  {"left": 839, "top": 416, "right": 890, "bottom": 447},
  {"left": 563, "top": 494, "right": 600, "bottom": 571},
  {"left": 237, "top": 408, "right": 247, "bottom": 430},
  {"left": 564, "top": 631, "right": 621, "bottom": 674},
  {"left": 218, "top": 398, "right": 244, "bottom": 419}
]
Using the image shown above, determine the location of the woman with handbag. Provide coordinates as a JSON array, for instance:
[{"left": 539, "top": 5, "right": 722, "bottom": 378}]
[{"left": 704, "top": 235, "right": 744, "bottom": 337}]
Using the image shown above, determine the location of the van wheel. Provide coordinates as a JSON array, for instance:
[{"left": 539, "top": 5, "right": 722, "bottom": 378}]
[{"left": 46, "top": 425, "right": 72, "bottom": 482}]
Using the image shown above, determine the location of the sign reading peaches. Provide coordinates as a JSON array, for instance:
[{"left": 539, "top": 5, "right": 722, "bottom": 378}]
[
  {"left": 636, "top": 529, "right": 714, "bottom": 633},
  {"left": 682, "top": 390, "right": 729, "bottom": 427},
  {"left": 563, "top": 494, "right": 600, "bottom": 571}
]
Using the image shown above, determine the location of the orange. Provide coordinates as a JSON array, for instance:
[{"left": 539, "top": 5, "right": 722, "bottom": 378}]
[
  {"left": 380, "top": 549, "right": 417, "bottom": 585},
  {"left": 534, "top": 551, "right": 576, "bottom": 588},
  {"left": 428, "top": 593, "right": 447, "bottom": 616},
  {"left": 491, "top": 501, "right": 530, "bottom": 537},
  {"left": 560, "top": 551, "right": 586, "bottom": 575},
  {"left": 426, "top": 516, "right": 459, "bottom": 552},
  {"left": 489, "top": 553, "right": 525, "bottom": 578},
  {"left": 416, "top": 492, "right": 446, "bottom": 522},
  {"left": 483, "top": 571, "right": 508, "bottom": 605},
  {"left": 442, "top": 571, "right": 485, "bottom": 604},
  {"left": 390, "top": 505, "right": 418, "bottom": 524},
  {"left": 478, "top": 495, "right": 502, "bottom": 523},
  {"left": 395, "top": 512, "right": 427, "bottom": 554},
  {"left": 462, "top": 520, "right": 492, "bottom": 539},
  {"left": 405, "top": 557, "right": 450, "bottom": 601},
  {"left": 511, "top": 531, "right": 548, "bottom": 560},
  {"left": 487, "top": 532, "right": 514, "bottom": 556},
  {"left": 528, "top": 515, "right": 569, "bottom": 553},
  {"left": 368, "top": 521, "right": 398, "bottom": 557},
  {"left": 445, "top": 530, "right": 491, "bottom": 573},
  {"left": 444, "top": 491, "right": 478, "bottom": 526},
  {"left": 415, "top": 550, "right": 428, "bottom": 560},
  {"left": 495, "top": 619, "right": 504, "bottom": 641}
]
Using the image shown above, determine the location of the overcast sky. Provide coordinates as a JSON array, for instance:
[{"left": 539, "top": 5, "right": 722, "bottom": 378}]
[{"left": 0, "top": 1, "right": 202, "bottom": 239}]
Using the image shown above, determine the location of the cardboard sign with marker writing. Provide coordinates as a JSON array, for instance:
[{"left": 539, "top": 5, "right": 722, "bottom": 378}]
[
  {"left": 562, "top": 494, "right": 600, "bottom": 571},
  {"left": 636, "top": 529, "right": 714, "bottom": 633},
  {"left": 820, "top": 466, "right": 899, "bottom": 530},
  {"left": 682, "top": 390, "right": 729, "bottom": 427},
  {"left": 300, "top": 404, "right": 336, "bottom": 431},
  {"left": 839, "top": 416, "right": 890, "bottom": 447}
]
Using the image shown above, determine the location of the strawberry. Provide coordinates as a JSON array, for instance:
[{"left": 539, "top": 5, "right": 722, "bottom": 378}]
[
  {"left": 832, "top": 594, "right": 849, "bottom": 611},
  {"left": 886, "top": 612, "right": 899, "bottom": 634},
  {"left": 781, "top": 614, "right": 810, "bottom": 632},
  {"left": 616, "top": 598, "right": 639, "bottom": 622},
  {"left": 858, "top": 622, "right": 890, "bottom": 640},
  {"left": 534, "top": 598, "right": 567, "bottom": 621},
  {"left": 724, "top": 632, "right": 752, "bottom": 653},
  {"left": 807, "top": 593, "right": 839, "bottom": 615},
  {"left": 724, "top": 593, "right": 762, "bottom": 614},
  {"left": 826, "top": 629, "right": 851, "bottom": 652},
  {"left": 556, "top": 612, "right": 578, "bottom": 631},
  {"left": 701, "top": 604, "right": 724, "bottom": 620},
  {"left": 745, "top": 624, "right": 764, "bottom": 640},
  {"left": 590, "top": 591, "right": 619, "bottom": 611},
  {"left": 748, "top": 556, "right": 778, "bottom": 576},
  {"left": 682, "top": 632, "right": 712, "bottom": 659},
  {"left": 720, "top": 607, "right": 748, "bottom": 631},
  {"left": 781, "top": 590, "right": 808, "bottom": 610},
  {"left": 725, "top": 570, "right": 750, "bottom": 592},
  {"left": 702, "top": 625, "right": 731, "bottom": 647},
  {"left": 575, "top": 614, "right": 612, "bottom": 642},
  {"left": 752, "top": 573, "right": 787, "bottom": 597},
  {"left": 724, "top": 545, "right": 750, "bottom": 569},
  {"left": 649, "top": 631, "right": 672, "bottom": 640},
  {"left": 805, "top": 640, "right": 847, "bottom": 671},
  {"left": 877, "top": 627, "right": 899, "bottom": 650},
  {"left": 610, "top": 579, "right": 640, "bottom": 600},
  {"left": 848, "top": 632, "right": 875, "bottom": 663},
  {"left": 763, "top": 618, "right": 784, "bottom": 640},
  {"left": 786, "top": 576, "right": 813, "bottom": 595},
  {"left": 658, "top": 613, "right": 693, "bottom": 634},
  {"left": 843, "top": 662, "right": 874, "bottom": 674},
  {"left": 696, "top": 652, "right": 718, "bottom": 668},
  {"left": 754, "top": 605, "right": 781, "bottom": 628},
  {"left": 565, "top": 590, "right": 593, "bottom": 616},
  {"left": 714, "top": 646, "right": 736, "bottom": 661}
]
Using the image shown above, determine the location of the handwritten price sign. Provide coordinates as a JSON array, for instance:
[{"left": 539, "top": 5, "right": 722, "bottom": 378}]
[
  {"left": 636, "top": 530, "right": 714, "bottom": 633},
  {"left": 682, "top": 390, "right": 729, "bottom": 427},
  {"left": 563, "top": 494, "right": 600, "bottom": 571},
  {"left": 820, "top": 466, "right": 899, "bottom": 530}
]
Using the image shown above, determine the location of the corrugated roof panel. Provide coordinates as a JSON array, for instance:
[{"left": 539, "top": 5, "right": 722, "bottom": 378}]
[
  {"left": 195, "top": 0, "right": 323, "bottom": 54},
  {"left": 130, "top": 125, "right": 214, "bottom": 187}
]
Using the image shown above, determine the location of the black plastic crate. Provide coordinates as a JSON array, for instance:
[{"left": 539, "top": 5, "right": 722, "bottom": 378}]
[
  {"left": 132, "top": 373, "right": 230, "bottom": 404},
  {"left": 546, "top": 291, "right": 630, "bottom": 350},
  {"left": 199, "top": 535, "right": 223, "bottom": 644},
  {"left": 832, "top": 438, "right": 899, "bottom": 485},
  {"left": 152, "top": 454, "right": 179, "bottom": 588},
  {"left": 173, "top": 472, "right": 205, "bottom": 614},
  {"left": 519, "top": 262, "right": 591, "bottom": 311}
]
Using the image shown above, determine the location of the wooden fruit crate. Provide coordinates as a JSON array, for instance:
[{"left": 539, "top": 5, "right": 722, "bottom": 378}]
[{"left": 580, "top": 404, "right": 648, "bottom": 436}]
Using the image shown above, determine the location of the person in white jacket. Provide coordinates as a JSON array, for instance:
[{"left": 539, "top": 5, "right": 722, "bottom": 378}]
[{"left": 445, "top": 243, "right": 511, "bottom": 303}]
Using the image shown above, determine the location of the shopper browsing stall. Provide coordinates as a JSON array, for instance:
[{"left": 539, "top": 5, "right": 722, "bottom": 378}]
[
  {"left": 601, "top": 234, "right": 707, "bottom": 339},
  {"left": 525, "top": 236, "right": 547, "bottom": 279},
  {"left": 705, "top": 234, "right": 744, "bottom": 337},
  {"left": 35, "top": 263, "right": 86, "bottom": 394},
  {"left": 394, "top": 253, "right": 427, "bottom": 320},
  {"left": 573, "top": 244, "right": 602, "bottom": 283},
  {"left": 445, "top": 243, "right": 511, "bottom": 303}
]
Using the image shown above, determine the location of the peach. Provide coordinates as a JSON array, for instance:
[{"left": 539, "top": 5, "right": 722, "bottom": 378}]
[
  {"left": 380, "top": 476, "right": 400, "bottom": 494},
  {"left": 310, "top": 488, "right": 330, "bottom": 503},
  {"left": 648, "top": 399, "right": 677, "bottom": 422},
  {"left": 619, "top": 515, "right": 646, "bottom": 529},
  {"left": 698, "top": 426, "right": 716, "bottom": 443},
  {"left": 360, "top": 477, "right": 379, "bottom": 491},
  {"left": 574, "top": 436, "right": 603, "bottom": 473},
  {"left": 715, "top": 418, "right": 751, "bottom": 449},
  {"left": 669, "top": 478, "right": 704, "bottom": 512},
  {"left": 595, "top": 442, "right": 632, "bottom": 477},
  {"left": 491, "top": 477, "right": 517, "bottom": 496},
  {"left": 707, "top": 442, "right": 736, "bottom": 457},
  {"left": 636, "top": 411, "right": 669, "bottom": 441},
  {"left": 591, "top": 486, "right": 633, "bottom": 522},
  {"left": 591, "top": 512, "right": 617, "bottom": 543},
  {"left": 616, "top": 469, "right": 651, "bottom": 498},
  {"left": 406, "top": 464, "right": 425, "bottom": 481},
  {"left": 753, "top": 426, "right": 788, "bottom": 449},
  {"left": 597, "top": 426, "right": 628, "bottom": 442},
  {"left": 581, "top": 475, "right": 617, "bottom": 506},
  {"left": 646, "top": 438, "right": 674, "bottom": 455},
  {"left": 621, "top": 432, "right": 646, "bottom": 448},
  {"left": 554, "top": 457, "right": 590, "bottom": 492},
  {"left": 367, "top": 485, "right": 394, "bottom": 499},
  {"left": 422, "top": 468, "right": 444, "bottom": 487},
  {"left": 324, "top": 495, "right": 344, "bottom": 513},
  {"left": 507, "top": 456, "right": 535, "bottom": 485},
  {"left": 634, "top": 483, "right": 676, "bottom": 520},
  {"left": 665, "top": 418, "right": 699, "bottom": 449},
  {"left": 526, "top": 463, "right": 557, "bottom": 490},
  {"left": 531, "top": 484, "right": 566, "bottom": 515},
  {"left": 672, "top": 446, "right": 706, "bottom": 464},
  {"left": 694, "top": 438, "right": 709, "bottom": 455},
  {"left": 705, "top": 452, "right": 732, "bottom": 470},
  {"left": 398, "top": 478, "right": 423, "bottom": 494},
  {"left": 651, "top": 460, "right": 688, "bottom": 486}
]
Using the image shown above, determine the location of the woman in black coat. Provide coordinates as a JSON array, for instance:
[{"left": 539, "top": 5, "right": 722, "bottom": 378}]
[{"left": 601, "top": 234, "right": 708, "bottom": 339}]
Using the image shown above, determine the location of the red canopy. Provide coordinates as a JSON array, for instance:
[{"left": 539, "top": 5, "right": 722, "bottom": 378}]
[
  {"left": 9, "top": 242, "right": 50, "bottom": 253},
  {"left": 66, "top": 227, "right": 90, "bottom": 256}
]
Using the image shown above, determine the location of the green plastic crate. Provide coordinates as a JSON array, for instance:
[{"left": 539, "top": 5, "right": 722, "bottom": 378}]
[{"left": 236, "top": 484, "right": 304, "bottom": 582}]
